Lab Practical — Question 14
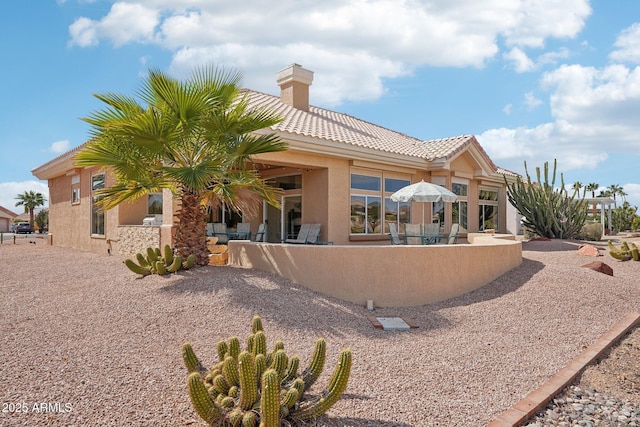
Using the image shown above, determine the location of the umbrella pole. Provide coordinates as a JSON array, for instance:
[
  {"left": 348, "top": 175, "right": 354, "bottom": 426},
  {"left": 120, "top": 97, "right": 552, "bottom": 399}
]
[{"left": 422, "top": 204, "right": 425, "bottom": 234}]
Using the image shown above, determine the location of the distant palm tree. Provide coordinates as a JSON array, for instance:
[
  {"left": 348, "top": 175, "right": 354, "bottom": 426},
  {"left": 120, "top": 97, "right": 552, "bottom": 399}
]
[
  {"left": 572, "top": 181, "right": 583, "bottom": 197},
  {"left": 586, "top": 183, "right": 599, "bottom": 198},
  {"left": 15, "top": 190, "right": 46, "bottom": 230},
  {"left": 75, "top": 66, "right": 287, "bottom": 265},
  {"left": 607, "top": 184, "right": 624, "bottom": 207},
  {"left": 585, "top": 183, "right": 599, "bottom": 217}
]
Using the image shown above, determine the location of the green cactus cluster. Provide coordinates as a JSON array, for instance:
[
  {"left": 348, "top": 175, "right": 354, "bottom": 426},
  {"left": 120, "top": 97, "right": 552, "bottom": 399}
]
[
  {"left": 183, "top": 315, "right": 352, "bottom": 427},
  {"left": 124, "top": 244, "right": 196, "bottom": 276},
  {"left": 504, "top": 160, "right": 588, "bottom": 239},
  {"left": 608, "top": 240, "right": 640, "bottom": 261}
]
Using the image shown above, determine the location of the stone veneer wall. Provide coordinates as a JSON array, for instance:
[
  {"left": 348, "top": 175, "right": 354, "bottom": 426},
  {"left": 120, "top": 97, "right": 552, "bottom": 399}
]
[{"left": 117, "top": 225, "right": 161, "bottom": 255}]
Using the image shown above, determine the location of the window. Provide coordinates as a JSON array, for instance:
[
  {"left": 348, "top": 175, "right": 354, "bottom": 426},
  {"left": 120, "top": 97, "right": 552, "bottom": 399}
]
[
  {"left": 91, "top": 173, "right": 105, "bottom": 235},
  {"left": 71, "top": 188, "right": 80, "bottom": 204},
  {"left": 71, "top": 175, "right": 80, "bottom": 205},
  {"left": 479, "top": 188, "right": 499, "bottom": 231},
  {"left": 148, "top": 193, "right": 162, "bottom": 215},
  {"left": 350, "top": 172, "right": 410, "bottom": 234},
  {"left": 452, "top": 180, "right": 468, "bottom": 232}
]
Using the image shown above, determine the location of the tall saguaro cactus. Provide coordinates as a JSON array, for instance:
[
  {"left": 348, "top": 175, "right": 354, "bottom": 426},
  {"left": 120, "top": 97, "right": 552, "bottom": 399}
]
[
  {"left": 504, "top": 160, "right": 588, "bottom": 239},
  {"left": 182, "top": 315, "right": 351, "bottom": 426}
]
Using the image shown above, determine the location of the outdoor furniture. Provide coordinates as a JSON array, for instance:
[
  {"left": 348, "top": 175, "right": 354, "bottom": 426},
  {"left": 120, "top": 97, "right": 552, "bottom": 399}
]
[
  {"left": 403, "top": 223, "right": 423, "bottom": 245},
  {"left": 445, "top": 223, "right": 461, "bottom": 244},
  {"left": 422, "top": 223, "right": 442, "bottom": 245},
  {"left": 206, "top": 223, "right": 214, "bottom": 237},
  {"left": 229, "top": 222, "right": 251, "bottom": 240},
  {"left": 388, "top": 223, "right": 402, "bottom": 245},
  {"left": 253, "top": 223, "right": 266, "bottom": 242},
  {"left": 284, "top": 223, "right": 322, "bottom": 244},
  {"left": 212, "top": 223, "right": 229, "bottom": 244}
]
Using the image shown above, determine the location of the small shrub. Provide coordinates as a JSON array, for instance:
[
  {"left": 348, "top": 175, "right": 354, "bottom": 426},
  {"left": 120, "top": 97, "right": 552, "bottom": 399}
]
[
  {"left": 578, "top": 222, "right": 603, "bottom": 241},
  {"left": 124, "top": 244, "right": 195, "bottom": 276}
]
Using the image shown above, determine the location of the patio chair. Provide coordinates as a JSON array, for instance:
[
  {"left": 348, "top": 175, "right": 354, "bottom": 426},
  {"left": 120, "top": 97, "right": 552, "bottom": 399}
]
[
  {"left": 253, "top": 223, "right": 266, "bottom": 242},
  {"left": 306, "top": 223, "right": 322, "bottom": 244},
  {"left": 234, "top": 222, "right": 252, "bottom": 240},
  {"left": 423, "top": 223, "right": 442, "bottom": 245},
  {"left": 445, "top": 223, "right": 461, "bottom": 244},
  {"left": 206, "top": 223, "right": 214, "bottom": 237},
  {"left": 403, "top": 223, "right": 423, "bottom": 245},
  {"left": 212, "top": 222, "right": 229, "bottom": 244},
  {"left": 388, "top": 223, "right": 403, "bottom": 245},
  {"left": 284, "top": 223, "right": 311, "bottom": 244}
]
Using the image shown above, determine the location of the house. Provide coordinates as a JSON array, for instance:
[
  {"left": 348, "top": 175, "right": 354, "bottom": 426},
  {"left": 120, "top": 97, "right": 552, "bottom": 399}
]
[
  {"left": 32, "top": 64, "right": 518, "bottom": 255},
  {"left": 0, "top": 206, "right": 18, "bottom": 232}
]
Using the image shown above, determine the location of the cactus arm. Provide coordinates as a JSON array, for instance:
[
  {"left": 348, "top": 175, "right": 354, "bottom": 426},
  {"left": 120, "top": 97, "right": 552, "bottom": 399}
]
[
  {"left": 124, "top": 259, "right": 151, "bottom": 276},
  {"left": 302, "top": 338, "right": 326, "bottom": 389},
  {"left": 254, "top": 354, "right": 266, "bottom": 381},
  {"left": 188, "top": 372, "right": 221, "bottom": 425},
  {"left": 182, "top": 342, "right": 203, "bottom": 374},
  {"left": 252, "top": 331, "right": 267, "bottom": 356},
  {"left": 154, "top": 260, "right": 167, "bottom": 275},
  {"left": 217, "top": 340, "right": 228, "bottom": 362},
  {"left": 183, "top": 254, "right": 196, "bottom": 269},
  {"left": 282, "top": 355, "right": 299, "bottom": 383},
  {"left": 163, "top": 244, "right": 174, "bottom": 265},
  {"left": 291, "top": 349, "right": 352, "bottom": 420},
  {"left": 270, "top": 350, "right": 288, "bottom": 381},
  {"left": 238, "top": 351, "right": 259, "bottom": 410},
  {"left": 251, "top": 315, "right": 264, "bottom": 333},
  {"left": 167, "top": 255, "right": 183, "bottom": 273},
  {"left": 136, "top": 252, "right": 150, "bottom": 267},
  {"left": 260, "top": 369, "right": 280, "bottom": 427},
  {"left": 223, "top": 355, "right": 240, "bottom": 387},
  {"left": 228, "top": 336, "right": 240, "bottom": 359}
]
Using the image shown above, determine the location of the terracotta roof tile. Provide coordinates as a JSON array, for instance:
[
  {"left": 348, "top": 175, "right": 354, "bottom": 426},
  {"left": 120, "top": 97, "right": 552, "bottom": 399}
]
[{"left": 243, "top": 90, "right": 476, "bottom": 161}]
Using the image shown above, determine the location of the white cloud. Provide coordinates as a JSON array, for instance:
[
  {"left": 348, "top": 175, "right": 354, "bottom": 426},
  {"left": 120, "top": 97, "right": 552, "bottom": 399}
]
[
  {"left": 49, "top": 140, "right": 70, "bottom": 153},
  {"left": 610, "top": 23, "right": 640, "bottom": 64},
  {"left": 0, "top": 181, "right": 49, "bottom": 212},
  {"left": 524, "top": 92, "right": 542, "bottom": 110},
  {"left": 68, "top": 0, "right": 591, "bottom": 105},
  {"left": 504, "top": 47, "right": 535, "bottom": 73},
  {"left": 69, "top": 2, "right": 159, "bottom": 48},
  {"left": 503, "top": 104, "right": 512, "bottom": 115}
]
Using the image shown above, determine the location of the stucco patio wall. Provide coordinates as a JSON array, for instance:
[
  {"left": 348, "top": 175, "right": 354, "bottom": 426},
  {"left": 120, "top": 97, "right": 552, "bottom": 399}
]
[{"left": 228, "top": 239, "right": 522, "bottom": 307}]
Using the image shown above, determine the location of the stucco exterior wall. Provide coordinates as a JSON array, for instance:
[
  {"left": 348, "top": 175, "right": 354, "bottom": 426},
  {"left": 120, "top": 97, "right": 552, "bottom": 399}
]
[
  {"left": 228, "top": 239, "right": 522, "bottom": 307},
  {"left": 47, "top": 168, "right": 120, "bottom": 255}
]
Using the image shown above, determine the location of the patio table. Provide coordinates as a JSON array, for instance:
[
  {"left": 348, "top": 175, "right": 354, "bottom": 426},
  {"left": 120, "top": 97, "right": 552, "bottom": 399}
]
[{"left": 403, "top": 233, "right": 442, "bottom": 245}]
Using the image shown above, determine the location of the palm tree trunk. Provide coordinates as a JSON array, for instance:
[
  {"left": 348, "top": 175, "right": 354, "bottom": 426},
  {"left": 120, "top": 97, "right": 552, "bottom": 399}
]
[{"left": 173, "top": 187, "right": 210, "bottom": 266}]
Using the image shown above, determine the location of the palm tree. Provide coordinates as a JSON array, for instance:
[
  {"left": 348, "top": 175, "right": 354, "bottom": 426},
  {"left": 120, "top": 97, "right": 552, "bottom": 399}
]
[
  {"left": 15, "top": 190, "right": 47, "bottom": 230},
  {"left": 572, "top": 181, "right": 583, "bottom": 197},
  {"left": 75, "top": 66, "right": 287, "bottom": 265},
  {"left": 607, "top": 184, "right": 624, "bottom": 207},
  {"left": 585, "top": 182, "right": 599, "bottom": 218}
]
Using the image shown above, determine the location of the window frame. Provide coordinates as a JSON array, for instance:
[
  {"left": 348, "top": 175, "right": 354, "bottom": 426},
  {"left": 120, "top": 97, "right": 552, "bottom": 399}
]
[
  {"left": 479, "top": 187, "right": 500, "bottom": 231},
  {"left": 90, "top": 172, "right": 105, "bottom": 236}
]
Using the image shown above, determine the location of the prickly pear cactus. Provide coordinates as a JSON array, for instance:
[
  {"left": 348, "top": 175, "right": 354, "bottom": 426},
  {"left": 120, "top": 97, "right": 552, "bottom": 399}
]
[
  {"left": 124, "top": 244, "right": 197, "bottom": 276},
  {"left": 182, "top": 315, "right": 351, "bottom": 426}
]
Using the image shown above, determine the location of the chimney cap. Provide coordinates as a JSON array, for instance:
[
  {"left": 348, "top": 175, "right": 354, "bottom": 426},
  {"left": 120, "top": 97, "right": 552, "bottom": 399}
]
[{"left": 276, "top": 63, "right": 314, "bottom": 87}]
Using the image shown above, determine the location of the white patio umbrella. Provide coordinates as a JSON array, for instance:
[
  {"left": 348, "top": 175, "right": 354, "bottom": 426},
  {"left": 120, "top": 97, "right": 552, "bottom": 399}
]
[{"left": 390, "top": 180, "right": 458, "bottom": 229}]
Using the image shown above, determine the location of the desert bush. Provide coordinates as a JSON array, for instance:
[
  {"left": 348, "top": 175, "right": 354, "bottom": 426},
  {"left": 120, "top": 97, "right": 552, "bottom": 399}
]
[{"left": 578, "top": 222, "right": 603, "bottom": 241}]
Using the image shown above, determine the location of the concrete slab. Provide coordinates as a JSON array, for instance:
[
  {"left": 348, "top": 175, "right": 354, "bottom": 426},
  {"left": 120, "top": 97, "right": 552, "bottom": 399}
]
[{"left": 376, "top": 317, "right": 411, "bottom": 331}]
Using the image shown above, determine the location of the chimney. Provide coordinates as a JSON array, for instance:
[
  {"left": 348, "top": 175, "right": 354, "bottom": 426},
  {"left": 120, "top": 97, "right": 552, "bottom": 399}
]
[{"left": 276, "top": 64, "right": 314, "bottom": 111}]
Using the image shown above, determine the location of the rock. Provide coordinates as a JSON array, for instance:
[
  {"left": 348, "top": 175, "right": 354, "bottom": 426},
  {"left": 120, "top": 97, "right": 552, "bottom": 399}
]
[
  {"left": 578, "top": 244, "right": 602, "bottom": 257},
  {"left": 581, "top": 261, "right": 613, "bottom": 276}
]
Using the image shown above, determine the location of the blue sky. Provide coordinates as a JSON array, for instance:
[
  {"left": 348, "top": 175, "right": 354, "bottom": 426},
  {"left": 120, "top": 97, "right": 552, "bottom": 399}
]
[{"left": 1, "top": 0, "right": 639, "bottom": 212}]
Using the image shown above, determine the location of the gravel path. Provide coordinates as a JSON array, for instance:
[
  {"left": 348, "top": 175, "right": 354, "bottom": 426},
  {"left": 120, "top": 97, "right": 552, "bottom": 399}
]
[{"left": 0, "top": 237, "right": 638, "bottom": 426}]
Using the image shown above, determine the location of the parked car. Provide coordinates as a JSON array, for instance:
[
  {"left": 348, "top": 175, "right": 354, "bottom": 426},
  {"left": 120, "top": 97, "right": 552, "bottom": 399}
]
[{"left": 15, "top": 222, "right": 33, "bottom": 234}]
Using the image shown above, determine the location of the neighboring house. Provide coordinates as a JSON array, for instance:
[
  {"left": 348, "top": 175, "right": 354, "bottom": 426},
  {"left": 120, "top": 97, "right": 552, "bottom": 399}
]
[
  {"left": 32, "top": 64, "right": 518, "bottom": 255},
  {"left": 0, "top": 206, "right": 18, "bottom": 232}
]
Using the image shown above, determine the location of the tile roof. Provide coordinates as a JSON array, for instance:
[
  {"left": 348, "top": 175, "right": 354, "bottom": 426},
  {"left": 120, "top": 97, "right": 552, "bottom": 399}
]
[{"left": 242, "top": 90, "right": 487, "bottom": 164}]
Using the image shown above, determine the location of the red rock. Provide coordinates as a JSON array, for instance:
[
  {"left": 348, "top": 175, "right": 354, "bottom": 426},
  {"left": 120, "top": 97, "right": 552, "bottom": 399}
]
[
  {"left": 577, "top": 244, "right": 602, "bottom": 257},
  {"left": 581, "top": 261, "right": 613, "bottom": 276}
]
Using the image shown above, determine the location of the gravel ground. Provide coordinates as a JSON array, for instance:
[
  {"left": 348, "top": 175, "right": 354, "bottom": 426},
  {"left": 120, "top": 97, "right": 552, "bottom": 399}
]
[{"left": 0, "top": 237, "right": 639, "bottom": 427}]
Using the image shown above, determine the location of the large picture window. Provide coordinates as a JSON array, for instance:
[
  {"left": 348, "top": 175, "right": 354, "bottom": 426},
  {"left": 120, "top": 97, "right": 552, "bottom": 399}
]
[
  {"left": 479, "top": 188, "right": 499, "bottom": 231},
  {"left": 91, "top": 173, "right": 105, "bottom": 235},
  {"left": 350, "top": 172, "right": 410, "bottom": 234},
  {"left": 148, "top": 193, "right": 163, "bottom": 215}
]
